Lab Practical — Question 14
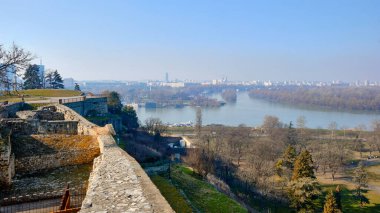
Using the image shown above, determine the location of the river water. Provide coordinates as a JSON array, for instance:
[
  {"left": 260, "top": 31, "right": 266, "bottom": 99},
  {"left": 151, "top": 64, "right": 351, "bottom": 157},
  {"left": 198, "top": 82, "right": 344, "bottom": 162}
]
[{"left": 136, "top": 92, "right": 380, "bottom": 129}]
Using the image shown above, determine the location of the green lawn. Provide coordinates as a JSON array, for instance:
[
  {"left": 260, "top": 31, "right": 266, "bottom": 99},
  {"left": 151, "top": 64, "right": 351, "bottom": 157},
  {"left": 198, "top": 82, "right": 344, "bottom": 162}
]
[
  {"left": 151, "top": 175, "right": 193, "bottom": 213},
  {"left": 170, "top": 165, "right": 248, "bottom": 213}
]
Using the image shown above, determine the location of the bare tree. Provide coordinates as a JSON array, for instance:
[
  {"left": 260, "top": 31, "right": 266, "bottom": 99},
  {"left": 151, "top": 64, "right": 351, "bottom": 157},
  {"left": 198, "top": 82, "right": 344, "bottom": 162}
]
[
  {"left": 247, "top": 140, "right": 278, "bottom": 195},
  {"left": 354, "top": 124, "right": 367, "bottom": 158},
  {"left": 262, "top": 115, "right": 282, "bottom": 139},
  {"left": 195, "top": 106, "right": 202, "bottom": 138},
  {"left": 296, "top": 115, "right": 308, "bottom": 144},
  {"left": 328, "top": 121, "right": 338, "bottom": 140},
  {"left": 371, "top": 120, "right": 380, "bottom": 154},
  {"left": 144, "top": 118, "right": 167, "bottom": 139},
  {"left": 296, "top": 115, "right": 307, "bottom": 129},
  {"left": 327, "top": 144, "right": 345, "bottom": 181},
  {"left": 353, "top": 161, "right": 369, "bottom": 207},
  {"left": 0, "top": 43, "right": 34, "bottom": 92},
  {"left": 223, "top": 125, "right": 249, "bottom": 166}
]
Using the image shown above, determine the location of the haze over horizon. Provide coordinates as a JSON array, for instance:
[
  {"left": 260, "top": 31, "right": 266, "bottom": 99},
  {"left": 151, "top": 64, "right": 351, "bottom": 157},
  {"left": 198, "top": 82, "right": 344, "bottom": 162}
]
[{"left": 1, "top": 0, "right": 379, "bottom": 82}]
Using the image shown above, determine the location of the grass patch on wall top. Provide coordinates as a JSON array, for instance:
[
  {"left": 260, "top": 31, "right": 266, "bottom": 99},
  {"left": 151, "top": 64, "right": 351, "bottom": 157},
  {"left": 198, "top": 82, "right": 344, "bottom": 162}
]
[{"left": 18, "top": 89, "right": 82, "bottom": 97}]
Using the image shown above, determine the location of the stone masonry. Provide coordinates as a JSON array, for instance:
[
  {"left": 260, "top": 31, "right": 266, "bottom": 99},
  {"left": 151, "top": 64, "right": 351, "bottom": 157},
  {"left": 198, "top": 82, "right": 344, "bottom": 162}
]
[
  {"left": 53, "top": 104, "right": 174, "bottom": 213},
  {"left": 0, "top": 134, "right": 15, "bottom": 187}
]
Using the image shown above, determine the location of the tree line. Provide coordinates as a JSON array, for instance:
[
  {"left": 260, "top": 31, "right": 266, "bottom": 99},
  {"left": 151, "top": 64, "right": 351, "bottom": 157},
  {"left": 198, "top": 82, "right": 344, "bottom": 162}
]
[
  {"left": 183, "top": 112, "right": 376, "bottom": 212},
  {"left": 1, "top": 43, "right": 65, "bottom": 92},
  {"left": 249, "top": 87, "right": 380, "bottom": 111},
  {"left": 23, "top": 65, "right": 64, "bottom": 90}
]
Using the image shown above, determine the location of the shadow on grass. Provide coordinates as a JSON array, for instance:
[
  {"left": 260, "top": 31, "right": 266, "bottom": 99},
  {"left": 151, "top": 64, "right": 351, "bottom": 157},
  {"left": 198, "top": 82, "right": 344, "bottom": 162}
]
[
  {"left": 322, "top": 184, "right": 380, "bottom": 213},
  {"left": 170, "top": 165, "right": 248, "bottom": 213}
]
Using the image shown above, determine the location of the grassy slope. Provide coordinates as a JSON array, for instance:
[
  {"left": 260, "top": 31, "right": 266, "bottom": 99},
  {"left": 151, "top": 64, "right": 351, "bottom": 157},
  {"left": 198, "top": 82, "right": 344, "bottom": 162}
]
[
  {"left": 151, "top": 165, "right": 247, "bottom": 213},
  {"left": 171, "top": 165, "right": 248, "bottom": 213},
  {"left": 150, "top": 175, "right": 193, "bottom": 213}
]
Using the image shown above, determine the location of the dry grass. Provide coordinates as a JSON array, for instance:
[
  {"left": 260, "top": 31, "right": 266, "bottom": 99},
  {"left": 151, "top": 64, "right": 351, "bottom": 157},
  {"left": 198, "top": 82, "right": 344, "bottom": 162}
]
[
  {"left": 0, "top": 89, "right": 82, "bottom": 102},
  {"left": 367, "top": 164, "right": 380, "bottom": 187},
  {"left": 31, "top": 135, "right": 98, "bottom": 149},
  {"left": 18, "top": 89, "right": 82, "bottom": 97},
  {"left": 12, "top": 135, "right": 99, "bottom": 157}
]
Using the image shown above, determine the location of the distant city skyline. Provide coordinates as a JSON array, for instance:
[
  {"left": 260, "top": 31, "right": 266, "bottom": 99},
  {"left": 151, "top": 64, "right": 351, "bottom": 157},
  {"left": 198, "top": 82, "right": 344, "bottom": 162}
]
[{"left": 1, "top": 0, "right": 379, "bottom": 81}]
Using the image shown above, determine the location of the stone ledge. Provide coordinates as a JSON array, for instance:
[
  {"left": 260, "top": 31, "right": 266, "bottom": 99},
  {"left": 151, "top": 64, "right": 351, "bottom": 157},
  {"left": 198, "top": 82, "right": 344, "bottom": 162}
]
[{"left": 80, "top": 135, "right": 173, "bottom": 213}]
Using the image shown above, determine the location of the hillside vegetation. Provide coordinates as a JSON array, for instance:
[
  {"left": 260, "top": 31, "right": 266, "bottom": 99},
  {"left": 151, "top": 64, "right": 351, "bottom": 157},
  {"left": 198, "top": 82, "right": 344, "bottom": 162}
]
[{"left": 152, "top": 165, "right": 248, "bottom": 213}]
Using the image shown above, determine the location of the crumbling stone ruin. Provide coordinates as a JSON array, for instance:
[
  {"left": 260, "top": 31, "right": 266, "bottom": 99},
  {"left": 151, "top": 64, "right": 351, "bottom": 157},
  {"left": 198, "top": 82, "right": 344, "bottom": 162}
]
[
  {"left": 0, "top": 131, "right": 14, "bottom": 187},
  {"left": 0, "top": 106, "right": 79, "bottom": 135},
  {"left": 0, "top": 105, "right": 95, "bottom": 187},
  {"left": 0, "top": 102, "right": 173, "bottom": 212}
]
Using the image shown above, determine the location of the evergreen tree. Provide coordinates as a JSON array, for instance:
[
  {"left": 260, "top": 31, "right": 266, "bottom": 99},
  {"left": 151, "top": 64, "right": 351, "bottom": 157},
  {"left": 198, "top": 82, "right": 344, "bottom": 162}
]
[
  {"left": 74, "top": 83, "right": 81, "bottom": 91},
  {"left": 288, "top": 150, "right": 321, "bottom": 212},
  {"left": 334, "top": 185, "right": 343, "bottom": 212},
  {"left": 292, "top": 150, "right": 315, "bottom": 180},
  {"left": 276, "top": 145, "right": 297, "bottom": 177},
  {"left": 353, "top": 161, "right": 369, "bottom": 207},
  {"left": 44, "top": 71, "right": 53, "bottom": 88},
  {"left": 121, "top": 106, "right": 139, "bottom": 130},
  {"left": 23, "top": 64, "right": 42, "bottom": 89},
  {"left": 282, "top": 145, "right": 297, "bottom": 169},
  {"left": 195, "top": 107, "right": 202, "bottom": 138},
  {"left": 288, "top": 177, "right": 321, "bottom": 212},
  {"left": 51, "top": 70, "right": 64, "bottom": 89},
  {"left": 286, "top": 121, "right": 298, "bottom": 146},
  {"left": 323, "top": 190, "right": 341, "bottom": 213}
]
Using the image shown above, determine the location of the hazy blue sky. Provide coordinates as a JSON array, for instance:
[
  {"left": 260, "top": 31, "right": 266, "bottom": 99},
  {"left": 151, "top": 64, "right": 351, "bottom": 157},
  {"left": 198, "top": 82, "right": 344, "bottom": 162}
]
[{"left": 1, "top": 0, "right": 379, "bottom": 81}]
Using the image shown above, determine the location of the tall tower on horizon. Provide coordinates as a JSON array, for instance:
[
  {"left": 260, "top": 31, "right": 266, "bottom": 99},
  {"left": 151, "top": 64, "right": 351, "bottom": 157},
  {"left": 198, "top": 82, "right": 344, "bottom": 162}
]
[{"left": 165, "top": 72, "right": 169, "bottom": 82}]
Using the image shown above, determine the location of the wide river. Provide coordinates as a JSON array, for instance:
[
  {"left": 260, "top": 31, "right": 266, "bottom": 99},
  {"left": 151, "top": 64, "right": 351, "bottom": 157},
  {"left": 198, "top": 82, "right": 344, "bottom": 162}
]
[{"left": 136, "top": 92, "right": 380, "bottom": 129}]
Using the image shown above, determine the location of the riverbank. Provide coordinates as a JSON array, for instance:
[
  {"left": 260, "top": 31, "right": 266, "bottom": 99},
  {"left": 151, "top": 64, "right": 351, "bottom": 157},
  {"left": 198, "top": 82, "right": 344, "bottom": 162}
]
[{"left": 137, "top": 92, "right": 380, "bottom": 129}]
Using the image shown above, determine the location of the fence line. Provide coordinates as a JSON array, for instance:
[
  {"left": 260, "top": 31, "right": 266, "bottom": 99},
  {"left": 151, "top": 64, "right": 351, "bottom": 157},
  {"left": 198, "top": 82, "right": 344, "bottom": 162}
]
[
  {"left": 59, "top": 97, "right": 85, "bottom": 104},
  {"left": 0, "top": 185, "right": 87, "bottom": 213}
]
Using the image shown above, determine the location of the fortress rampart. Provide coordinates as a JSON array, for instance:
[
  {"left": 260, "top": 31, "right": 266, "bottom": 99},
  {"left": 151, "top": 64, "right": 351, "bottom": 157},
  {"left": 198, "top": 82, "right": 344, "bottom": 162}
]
[
  {"left": 53, "top": 104, "right": 174, "bottom": 212},
  {"left": 0, "top": 102, "right": 172, "bottom": 212}
]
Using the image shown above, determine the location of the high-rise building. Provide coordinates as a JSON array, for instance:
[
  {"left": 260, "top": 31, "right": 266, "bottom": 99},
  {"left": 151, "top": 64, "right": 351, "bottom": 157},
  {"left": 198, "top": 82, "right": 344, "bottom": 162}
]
[
  {"left": 37, "top": 64, "right": 45, "bottom": 87},
  {"left": 0, "top": 65, "right": 18, "bottom": 91},
  {"left": 165, "top": 72, "right": 169, "bottom": 82}
]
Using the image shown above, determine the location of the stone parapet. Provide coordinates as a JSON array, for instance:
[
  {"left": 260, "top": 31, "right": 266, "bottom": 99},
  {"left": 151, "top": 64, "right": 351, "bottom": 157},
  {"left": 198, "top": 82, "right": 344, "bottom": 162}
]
[
  {"left": 80, "top": 135, "right": 174, "bottom": 213},
  {"left": 42, "top": 104, "right": 173, "bottom": 212},
  {"left": 54, "top": 104, "right": 98, "bottom": 135},
  {"left": 62, "top": 97, "right": 108, "bottom": 116}
]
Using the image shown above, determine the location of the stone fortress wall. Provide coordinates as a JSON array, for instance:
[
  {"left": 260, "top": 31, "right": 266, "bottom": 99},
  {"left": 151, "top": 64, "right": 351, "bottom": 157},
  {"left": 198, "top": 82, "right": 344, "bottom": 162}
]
[
  {"left": 62, "top": 97, "right": 108, "bottom": 116},
  {"left": 0, "top": 134, "right": 15, "bottom": 187},
  {"left": 15, "top": 143, "right": 99, "bottom": 174},
  {"left": 0, "top": 102, "right": 25, "bottom": 118},
  {"left": 0, "top": 101, "right": 172, "bottom": 212},
  {"left": 53, "top": 104, "right": 174, "bottom": 213},
  {"left": 0, "top": 105, "right": 97, "bottom": 185}
]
